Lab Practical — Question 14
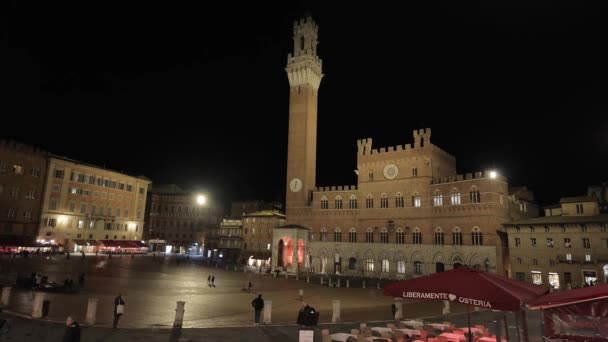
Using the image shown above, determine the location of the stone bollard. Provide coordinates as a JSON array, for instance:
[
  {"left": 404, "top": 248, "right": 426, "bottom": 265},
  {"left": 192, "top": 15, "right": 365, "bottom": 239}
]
[
  {"left": 31, "top": 292, "right": 45, "bottom": 318},
  {"left": 320, "top": 277, "right": 323, "bottom": 285},
  {"left": 442, "top": 300, "right": 451, "bottom": 315},
  {"left": 85, "top": 298, "right": 99, "bottom": 325},
  {"left": 263, "top": 300, "right": 272, "bottom": 324},
  {"left": 306, "top": 276, "right": 310, "bottom": 283},
  {"left": 394, "top": 298, "right": 403, "bottom": 320},
  {"left": 328, "top": 278, "right": 332, "bottom": 287},
  {"left": 1, "top": 286, "right": 12, "bottom": 307},
  {"left": 337, "top": 278, "right": 341, "bottom": 288},
  {"left": 346, "top": 279, "right": 350, "bottom": 288},
  {"left": 321, "top": 329, "right": 331, "bottom": 342},
  {"left": 174, "top": 301, "right": 186, "bottom": 327},
  {"left": 332, "top": 300, "right": 341, "bottom": 323},
  {"left": 362, "top": 280, "right": 366, "bottom": 288},
  {"left": 377, "top": 281, "right": 380, "bottom": 289}
]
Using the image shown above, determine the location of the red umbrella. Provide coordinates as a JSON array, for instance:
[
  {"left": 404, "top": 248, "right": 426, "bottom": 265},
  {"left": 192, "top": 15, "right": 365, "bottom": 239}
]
[
  {"left": 384, "top": 266, "right": 548, "bottom": 341},
  {"left": 384, "top": 266, "right": 547, "bottom": 311}
]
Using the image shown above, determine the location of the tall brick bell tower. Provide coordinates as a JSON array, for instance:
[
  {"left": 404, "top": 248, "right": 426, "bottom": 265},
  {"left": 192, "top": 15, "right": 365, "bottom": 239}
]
[
  {"left": 272, "top": 16, "right": 322, "bottom": 273},
  {"left": 285, "top": 15, "right": 323, "bottom": 221}
]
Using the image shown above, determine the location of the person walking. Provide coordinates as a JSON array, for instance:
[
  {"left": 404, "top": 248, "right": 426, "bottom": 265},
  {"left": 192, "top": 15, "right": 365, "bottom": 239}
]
[
  {"left": 113, "top": 293, "right": 125, "bottom": 328},
  {"left": 62, "top": 316, "right": 80, "bottom": 342},
  {"left": 251, "top": 294, "right": 264, "bottom": 326},
  {"left": 207, "top": 275, "right": 211, "bottom": 286},
  {"left": 248, "top": 281, "right": 253, "bottom": 293},
  {"left": 211, "top": 275, "right": 215, "bottom": 287}
]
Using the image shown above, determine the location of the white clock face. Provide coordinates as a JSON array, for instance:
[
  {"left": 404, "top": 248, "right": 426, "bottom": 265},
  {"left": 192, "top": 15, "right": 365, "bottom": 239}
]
[
  {"left": 289, "top": 178, "right": 303, "bottom": 192},
  {"left": 383, "top": 164, "right": 399, "bottom": 180}
]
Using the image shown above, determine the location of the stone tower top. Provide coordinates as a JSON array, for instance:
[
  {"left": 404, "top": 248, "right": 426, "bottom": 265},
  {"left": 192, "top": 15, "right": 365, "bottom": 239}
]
[{"left": 286, "top": 16, "right": 323, "bottom": 90}]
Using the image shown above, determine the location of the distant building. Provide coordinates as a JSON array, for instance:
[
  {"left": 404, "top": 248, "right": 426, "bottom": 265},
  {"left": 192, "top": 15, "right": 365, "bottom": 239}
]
[
  {"left": 205, "top": 218, "right": 242, "bottom": 264},
  {"left": 38, "top": 156, "right": 151, "bottom": 252},
  {"left": 272, "top": 16, "right": 539, "bottom": 279},
  {"left": 229, "top": 200, "right": 282, "bottom": 219},
  {"left": 504, "top": 196, "right": 608, "bottom": 289},
  {"left": 0, "top": 140, "right": 48, "bottom": 246},
  {"left": 588, "top": 182, "right": 608, "bottom": 213},
  {"left": 241, "top": 210, "right": 286, "bottom": 268},
  {"left": 144, "top": 184, "right": 223, "bottom": 253}
]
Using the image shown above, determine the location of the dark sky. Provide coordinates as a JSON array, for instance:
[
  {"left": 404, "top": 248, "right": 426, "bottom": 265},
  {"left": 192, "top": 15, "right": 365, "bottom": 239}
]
[{"left": 3, "top": 2, "right": 608, "bottom": 208}]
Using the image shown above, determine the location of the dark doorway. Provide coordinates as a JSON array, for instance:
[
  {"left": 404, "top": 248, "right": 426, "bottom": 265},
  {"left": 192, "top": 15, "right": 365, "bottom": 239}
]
[
  {"left": 453, "top": 262, "right": 462, "bottom": 269},
  {"left": 436, "top": 262, "right": 445, "bottom": 272},
  {"left": 277, "top": 240, "right": 284, "bottom": 267}
]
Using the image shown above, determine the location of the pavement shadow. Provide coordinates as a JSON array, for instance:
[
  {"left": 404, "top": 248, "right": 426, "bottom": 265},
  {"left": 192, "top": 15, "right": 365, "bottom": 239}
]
[{"left": 169, "top": 327, "right": 181, "bottom": 342}]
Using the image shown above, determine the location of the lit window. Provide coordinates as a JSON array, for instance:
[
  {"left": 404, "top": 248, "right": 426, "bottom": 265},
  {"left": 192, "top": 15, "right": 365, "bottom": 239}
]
[
  {"left": 451, "top": 192, "right": 461, "bottom": 205},
  {"left": 382, "top": 259, "right": 389, "bottom": 273},
  {"left": 433, "top": 193, "right": 443, "bottom": 206},
  {"left": 397, "top": 260, "right": 405, "bottom": 274},
  {"left": 412, "top": 195, "right": 421, "bottom": 208}
]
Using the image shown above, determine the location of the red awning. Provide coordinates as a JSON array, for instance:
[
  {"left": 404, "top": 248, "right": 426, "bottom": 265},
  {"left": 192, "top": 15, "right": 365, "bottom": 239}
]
[
  {"left": 527, "top": 284, "right": 608, "bottom": 310},
  {"left": 383, "top": 266, "right": 548, "bottom": 311}
]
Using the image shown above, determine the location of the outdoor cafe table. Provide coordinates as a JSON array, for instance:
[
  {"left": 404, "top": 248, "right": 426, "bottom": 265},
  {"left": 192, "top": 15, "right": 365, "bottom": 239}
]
[
  {"left": 458, "top": 327, "right": 484, "bottom": 335},
  {"left": 394, "top": 328, "right": 421, "bottom": 337},
  {"left": 371, "top": 327, "right": 393, "bottom": 335},
  {"left": 427, "top": 323, "right": 451, "bottom": 330},
  {"left": 438, "top": 333, "right": 467, "bottom": 342},
  {"left": 401, "top": 319, "right": 424, "bottom": 328},
  {"left": 330, "top": 333, "right": 357, "bottom": 342},
  {"left": 477, "top": 337, "right": 498, "bottom": 342}
]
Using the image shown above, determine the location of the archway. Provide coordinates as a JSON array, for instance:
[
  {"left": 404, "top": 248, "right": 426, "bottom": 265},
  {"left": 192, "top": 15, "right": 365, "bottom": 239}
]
[
  {"left": 277, "top": 239, "right": 284, "bottom": 267},
  {"left": 436, "top": 262, "right": 445, "bottom": 273},
  {"left": 453, "top": 262, "right": 463, "bottom": 269}
]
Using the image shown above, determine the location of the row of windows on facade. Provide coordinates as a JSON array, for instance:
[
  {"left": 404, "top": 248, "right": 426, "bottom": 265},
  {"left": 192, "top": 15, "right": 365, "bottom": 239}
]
[
  {"left": 150, "top": 220, "right": 204, "bottom": 229},
  {"left": 243, "top": 242, "right": 272, "bottom": 251},
  {"left": 244, "top": 227, "right": 272, "bottom": 236},
  {"left": 0, "top": 162, "right": 41, "bottom": 177},
  {"left": 319, "top": 191, "right": 483, "bottom": 209},
  {"left": 309, "top": 227, "right": 484, "bottom": 245},
  {"left": 53, "top": 169, "right": 144, "bottom": 194},
  {"left": 151, "top": 205, "right": 218, "bottom": 216},
  {"left": 0, "top": 185, "right": 37, "bottom": 199},
  {"left": 45, "top": 218, "right": 139, "bottom": 231},
  {"left": 514, "top": 252, "right": 599, "bottom": 266},
  {"left": 66, "top": 186, "right": 132, "bottom": 202},
  {"left": 66, "top": 233, "right": 133, "bottom": 240},
  {"left": 314, "top": 258, "right": 478, "bottom": 275},
  {"left": 48, "top": 198, "right": 141, "bottom": 219},
  {"left": 4, "top": 208, "right": 34, "bottom": 220},
  {"left": 515, "top": 237, "right": 608, "bottom": 249},
  {"left": 511, "top": 225, "right": 606, "bottom": 233}
]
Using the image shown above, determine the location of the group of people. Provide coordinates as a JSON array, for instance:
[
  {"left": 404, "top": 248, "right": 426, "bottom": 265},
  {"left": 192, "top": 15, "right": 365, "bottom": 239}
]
[{"left": 62, "top": 293, "right": 124, "bottom": 341}]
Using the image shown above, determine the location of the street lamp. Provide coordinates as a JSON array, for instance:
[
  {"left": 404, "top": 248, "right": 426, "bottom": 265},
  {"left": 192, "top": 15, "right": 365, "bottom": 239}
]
[
  {"left": 196, "top": 195, "right": 206, "bottom": 205},
  {"left": 489, "top": 170, "right": 497, "bottom": 179}
]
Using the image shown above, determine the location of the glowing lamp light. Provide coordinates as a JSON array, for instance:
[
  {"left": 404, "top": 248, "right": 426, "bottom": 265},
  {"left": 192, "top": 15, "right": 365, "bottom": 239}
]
[
  {"left": 489, "top": 171, "right": 497, "bottom": 179},
  {"left": 196, "top": 195, "right": 206, "bottom": 205}
]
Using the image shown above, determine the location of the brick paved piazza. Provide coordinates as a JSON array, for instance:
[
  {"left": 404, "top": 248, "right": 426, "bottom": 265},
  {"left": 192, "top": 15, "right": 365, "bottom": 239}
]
[{"left": 1, "top": 254, "right": 457, "bottom": 328}]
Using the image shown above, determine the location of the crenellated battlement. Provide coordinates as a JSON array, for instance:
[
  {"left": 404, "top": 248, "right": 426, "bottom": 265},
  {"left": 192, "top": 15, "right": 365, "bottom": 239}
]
[
  {"left": 286, "top": 15, "right": 323, "bottom": 90},
  {"left": 293, "top": 16, "right": 318, "bottom": 34},
  {"left": 356, "top": 128, "right": 454, "bottom": 162},
  {"left": 0, "top": 139, "right": 47, "bottom": 156},
  {"left": 431, "top": 170, "right": 507, "bottom": 185},
  {"left": 314, "top": 185, "right": 358, "bottom": 192}
]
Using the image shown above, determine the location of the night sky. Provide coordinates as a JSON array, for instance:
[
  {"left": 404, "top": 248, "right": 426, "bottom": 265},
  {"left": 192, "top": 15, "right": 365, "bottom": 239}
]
[{"left": 3, "top": 2, "right": 608, "bottom": 208}]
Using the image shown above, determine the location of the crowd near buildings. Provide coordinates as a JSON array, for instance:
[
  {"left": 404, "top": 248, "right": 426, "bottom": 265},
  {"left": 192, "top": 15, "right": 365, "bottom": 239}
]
[{"left": 1, "top": 16, "right": 607, "bottom": 291}]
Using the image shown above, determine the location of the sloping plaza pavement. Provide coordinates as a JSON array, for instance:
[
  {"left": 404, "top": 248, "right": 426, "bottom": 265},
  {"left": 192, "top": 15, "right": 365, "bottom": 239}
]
[{"left": 0, "top": 254, "right": 542, "bottom": 341}]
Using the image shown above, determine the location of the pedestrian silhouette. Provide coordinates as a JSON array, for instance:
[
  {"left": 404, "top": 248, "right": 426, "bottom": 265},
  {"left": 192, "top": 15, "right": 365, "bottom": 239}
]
[{"left": 211, "top": 275, "right": 215, "bottom": 287}]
